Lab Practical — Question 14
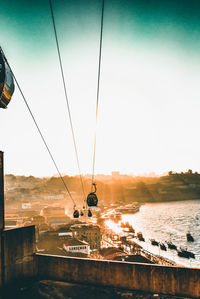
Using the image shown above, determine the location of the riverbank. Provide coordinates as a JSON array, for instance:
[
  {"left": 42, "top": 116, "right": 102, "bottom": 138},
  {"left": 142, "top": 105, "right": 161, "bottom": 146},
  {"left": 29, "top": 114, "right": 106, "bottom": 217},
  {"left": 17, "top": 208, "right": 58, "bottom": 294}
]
[{"left": 120, "top": 200, "right": 200, "bottom": 268}]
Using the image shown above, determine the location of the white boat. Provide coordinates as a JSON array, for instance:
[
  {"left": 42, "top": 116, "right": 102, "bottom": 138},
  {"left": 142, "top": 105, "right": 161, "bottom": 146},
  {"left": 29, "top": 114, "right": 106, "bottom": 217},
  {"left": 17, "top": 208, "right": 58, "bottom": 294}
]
[{"left": 115, "top": 205, "right": 139, "bottom": 214}]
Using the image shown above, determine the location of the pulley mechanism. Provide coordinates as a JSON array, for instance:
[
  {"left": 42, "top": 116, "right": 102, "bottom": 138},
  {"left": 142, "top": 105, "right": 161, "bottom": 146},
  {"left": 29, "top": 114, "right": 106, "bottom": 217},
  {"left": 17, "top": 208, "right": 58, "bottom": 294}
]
[
  {"left": 87, "top": 183, "right": 98, "bottom": 207},
  {"left": 0, "top": 47, "right": 15, "bottom": 109}
]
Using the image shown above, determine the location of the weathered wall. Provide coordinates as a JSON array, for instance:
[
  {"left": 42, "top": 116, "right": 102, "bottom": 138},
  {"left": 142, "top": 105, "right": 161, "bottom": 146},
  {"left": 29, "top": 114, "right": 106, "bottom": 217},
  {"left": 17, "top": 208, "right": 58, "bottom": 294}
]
[
  {"left": 0, "top": 152, "right": 5, "bottom": 287},
  {"left": 1, "top": 226, "right": 200, "bottom": 298},
  {"left": 4, "top": 225, "right": 36, "bottom": 284},
  {"left": 36, "top": 254, "right": 200, "bottom": 298}
]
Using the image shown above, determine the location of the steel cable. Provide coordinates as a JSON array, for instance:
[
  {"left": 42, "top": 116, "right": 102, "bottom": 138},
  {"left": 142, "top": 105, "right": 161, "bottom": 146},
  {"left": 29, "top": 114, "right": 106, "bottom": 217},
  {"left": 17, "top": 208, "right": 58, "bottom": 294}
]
[
  {"left": 49, "top": 0, "right": 86, "bottom": 202},
  {"left": 1, "top": 49, "right": 76, "bottom": 206},
  {"left": 91, "top": 0, "right": 105, "bottom": 188}
]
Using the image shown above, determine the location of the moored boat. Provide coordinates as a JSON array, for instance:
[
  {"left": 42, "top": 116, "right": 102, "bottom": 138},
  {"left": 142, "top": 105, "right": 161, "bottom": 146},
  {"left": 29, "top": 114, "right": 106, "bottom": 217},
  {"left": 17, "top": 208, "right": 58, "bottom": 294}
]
[
  {"left": 177, "top": 248, "right": 195, "bottom": 259},
  {"left": 150, "top": 239, "right": 159, "bottom": 246},
  {"left": 129, "top": 226, "right": 135, "bottom": 233},
  {"left": 116, "top": 204, "right": 139, "bottom": 214},
  {"left": 166, "top": 242, "right": 177, "bottom": 250},
  {"left": 160, "top": 243, "right": 167, "bottom": 251},
  {"left": 137, "top": 232, "right": 145, "bottom": 242},
  {"left": 186, "top": 232, "right": 194, "bottom": 242}
]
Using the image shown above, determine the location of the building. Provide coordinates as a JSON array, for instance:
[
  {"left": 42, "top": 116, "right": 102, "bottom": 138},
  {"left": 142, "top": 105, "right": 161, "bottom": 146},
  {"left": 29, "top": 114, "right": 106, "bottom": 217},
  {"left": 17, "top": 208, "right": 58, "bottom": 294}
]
[
  {"left": 21, "top": 202, "right": 32, "bottom": 209},
  {"left": 44, "top": 195, "right": 64, "bottom": 200},
  {"left": 63, "top": 238, "right": 89, "bottom": 255},
  {"left": 31, "top": 215, "right": 45, "bottom": 225},
  {"left": 58, "top": 232, "right": 72, "bottom": 239},
  {"left": 43, "top": 207, "right": 66, "bottom": 216},
  {"left": 5, "top": 218, "right": 23, "bottom": 228},
  {"left": 45, "top": 216, "right": 70, "bottom": 226},
  {"left": 42, "top": 207, "right": 70, "bottom": 227},
  {"left": 71, "top": 223, "right": 101, "bottom": 250}
]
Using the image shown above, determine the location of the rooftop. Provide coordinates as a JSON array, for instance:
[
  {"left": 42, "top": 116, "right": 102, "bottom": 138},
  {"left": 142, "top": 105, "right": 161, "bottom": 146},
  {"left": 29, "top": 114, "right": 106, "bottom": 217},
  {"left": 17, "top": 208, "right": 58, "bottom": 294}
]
[
  {"left": 71, "top": 223, "right": 100, "bottom": 229},
  {"left": 64, "top": 237, "right": 88, "bottom": 246}
]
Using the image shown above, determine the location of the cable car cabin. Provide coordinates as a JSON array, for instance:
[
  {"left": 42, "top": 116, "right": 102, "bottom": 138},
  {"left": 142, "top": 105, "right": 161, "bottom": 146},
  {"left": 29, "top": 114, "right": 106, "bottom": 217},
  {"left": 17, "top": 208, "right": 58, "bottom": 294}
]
[
  {"left": 0, "top": 50, "right": 15, "bottom": 109},
  {"left": 80, "top": 211, "right": 84, "bottom": 216},
  {"left": 88, "top": 209, "right": 92, "bottom": 217},
  {"left": 73, "top": 209, "right": 79, "bottom": 218},
  {"left": 87, "top": 192, "right": 98, "bottom": 207}
]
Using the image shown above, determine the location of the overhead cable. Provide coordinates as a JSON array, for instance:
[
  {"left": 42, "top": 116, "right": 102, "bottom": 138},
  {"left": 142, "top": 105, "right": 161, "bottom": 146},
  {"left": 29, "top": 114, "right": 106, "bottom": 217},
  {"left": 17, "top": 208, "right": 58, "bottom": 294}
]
[
  {"left": 91, "top": 0, "right": 105, "bottom": 187},
  {"left": 49, "top": 0, "right": 86, "bottom": 201},
  {"left": 2, "top": 51, "right": 76, "bottom": 206}
]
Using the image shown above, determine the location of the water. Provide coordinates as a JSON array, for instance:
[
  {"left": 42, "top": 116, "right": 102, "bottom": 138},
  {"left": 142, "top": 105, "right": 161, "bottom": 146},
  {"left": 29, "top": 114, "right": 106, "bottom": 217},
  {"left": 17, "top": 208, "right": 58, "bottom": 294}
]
[{"left": 120, "top": 200, "right": 200, "bottom": 268}]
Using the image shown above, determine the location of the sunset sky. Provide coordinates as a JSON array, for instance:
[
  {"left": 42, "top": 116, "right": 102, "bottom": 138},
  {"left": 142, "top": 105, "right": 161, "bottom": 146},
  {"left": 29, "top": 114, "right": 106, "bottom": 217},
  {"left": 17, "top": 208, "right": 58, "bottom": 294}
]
[{"left": 1, "top": 0, "right": 200, "bottom": 177}]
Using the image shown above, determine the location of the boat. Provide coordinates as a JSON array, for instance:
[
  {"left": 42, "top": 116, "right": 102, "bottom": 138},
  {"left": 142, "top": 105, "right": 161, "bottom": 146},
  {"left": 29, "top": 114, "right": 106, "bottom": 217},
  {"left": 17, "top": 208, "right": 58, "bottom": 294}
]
[
  {"left": 115, "top": 212, "right": 122, "bottom": 220},
  {"left": 128, "top": 232, "right": 135, "bottom": 237},
  {"left": 166, "top": 242, "right": 177, "bottom": 250},
  {"left": 128, "top": 226, "right": 135, "bottom": 233},
  {"left": 177, "top": 248, "right": 195, "bottom": 259},
  {"left": 150, "top": 239, "right": 159, "bottom": 246},
  {"left": 110, "top": 212, "right": 122, "bottom": 221},
  {"left": 186, "top": 233, "right": 194, "bottom": 242},
  {"left": 137, "top": 232, "right": 145, "bottom": 242},
  {"left": 188, "top": 252, "right": 195, "bottom": 259},
  {"left": 116, "top": 204, "right": 139, "bottom": 214},
  {"left": 121, "top": 222, "right": 131, "bottom": 228},
  {"left": 160, "top": 243, "right": 167, "bottom": 251}
]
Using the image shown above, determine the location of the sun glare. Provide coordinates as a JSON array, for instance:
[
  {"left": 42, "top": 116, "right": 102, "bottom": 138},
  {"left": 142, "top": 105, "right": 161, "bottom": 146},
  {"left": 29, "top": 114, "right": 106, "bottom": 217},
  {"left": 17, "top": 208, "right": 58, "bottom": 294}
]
[{"left": 104, "top": 219, "right": 123, "bottom": 234}]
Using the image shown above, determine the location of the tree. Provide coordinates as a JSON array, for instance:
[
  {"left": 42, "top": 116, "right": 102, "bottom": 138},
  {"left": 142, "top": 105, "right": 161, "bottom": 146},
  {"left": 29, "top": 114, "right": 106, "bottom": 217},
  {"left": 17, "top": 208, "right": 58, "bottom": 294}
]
[{"left": 187, "top": 169, "right": 193, "bottom": 174}]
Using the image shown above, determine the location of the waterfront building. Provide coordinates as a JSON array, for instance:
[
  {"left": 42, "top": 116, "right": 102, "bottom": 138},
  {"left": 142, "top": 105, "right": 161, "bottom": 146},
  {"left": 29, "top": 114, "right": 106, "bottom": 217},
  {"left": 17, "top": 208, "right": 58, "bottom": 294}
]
[
  {"left": 45, "top": 215, "right": 71, "bottom": 226},
  {"left": 71, "top": 223, "right": 101, "bottom": 250},
  {"left": 43, "top": 207, "right": 66, "bottom": 216},
  {"left": 63, "top": 238, "right": 89, "bottom": 255}
]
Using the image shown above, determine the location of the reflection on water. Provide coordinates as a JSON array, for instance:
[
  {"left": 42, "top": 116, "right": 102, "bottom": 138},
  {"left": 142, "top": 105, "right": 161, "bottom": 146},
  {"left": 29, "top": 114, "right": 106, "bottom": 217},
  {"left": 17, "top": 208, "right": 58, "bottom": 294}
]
[
  {"left": 105, "top": 219, "right": 123, "bottom": 234},
  {"left": 105, "top": 200, "right": 200, "bottom": 268}
]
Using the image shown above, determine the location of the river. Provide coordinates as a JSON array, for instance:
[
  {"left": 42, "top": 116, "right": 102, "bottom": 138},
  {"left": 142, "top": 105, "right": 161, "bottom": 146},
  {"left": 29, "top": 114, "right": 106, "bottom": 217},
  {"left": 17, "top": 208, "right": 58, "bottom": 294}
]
[{"left": 105, "top": 199, "right": 200, "bottom": 268}]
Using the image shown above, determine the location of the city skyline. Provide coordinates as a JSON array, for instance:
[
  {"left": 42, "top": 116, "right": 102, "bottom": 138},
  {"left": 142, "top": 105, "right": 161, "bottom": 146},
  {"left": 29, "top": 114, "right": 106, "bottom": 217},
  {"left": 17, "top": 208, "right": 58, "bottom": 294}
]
[{"left": 1, "top": 0, "right": 200, "bottom": 177}]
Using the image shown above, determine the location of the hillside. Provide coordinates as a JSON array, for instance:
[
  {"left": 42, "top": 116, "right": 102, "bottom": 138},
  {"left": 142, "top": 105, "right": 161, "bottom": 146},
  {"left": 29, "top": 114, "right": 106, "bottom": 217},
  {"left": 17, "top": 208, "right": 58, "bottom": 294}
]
[{"left": 4, "top": 170, "right": 200, "bottom": 206}]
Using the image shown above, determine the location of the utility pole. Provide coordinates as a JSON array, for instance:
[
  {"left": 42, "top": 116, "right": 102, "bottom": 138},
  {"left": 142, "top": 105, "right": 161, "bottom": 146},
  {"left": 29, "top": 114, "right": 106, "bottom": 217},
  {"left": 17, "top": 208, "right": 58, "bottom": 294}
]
[{"left": 0, "top": 151, "right": 5, "bottom": 286}]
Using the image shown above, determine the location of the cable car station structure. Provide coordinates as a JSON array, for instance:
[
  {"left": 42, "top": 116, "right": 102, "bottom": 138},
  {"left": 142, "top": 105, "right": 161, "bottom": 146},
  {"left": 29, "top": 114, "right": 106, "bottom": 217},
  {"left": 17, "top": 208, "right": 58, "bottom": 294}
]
[{"left": 0, "top": 1, "right": 200, "bottom": 297}]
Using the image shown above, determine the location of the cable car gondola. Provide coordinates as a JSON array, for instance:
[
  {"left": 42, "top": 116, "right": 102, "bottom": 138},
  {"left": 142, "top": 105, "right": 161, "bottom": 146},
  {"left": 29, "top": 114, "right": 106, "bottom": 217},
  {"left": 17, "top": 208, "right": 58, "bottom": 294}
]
[
  {"left": 73, "top": 208, "right": 79, "bottom": 218},
  {"left": 88, "top": 209, "right": 92, "bottom": 217},
  {"left": 0, "top": 48, "right": 15, "bottom": 109},
  {"left": 87, "top": 183, "right": 98, "bottom": 207}
]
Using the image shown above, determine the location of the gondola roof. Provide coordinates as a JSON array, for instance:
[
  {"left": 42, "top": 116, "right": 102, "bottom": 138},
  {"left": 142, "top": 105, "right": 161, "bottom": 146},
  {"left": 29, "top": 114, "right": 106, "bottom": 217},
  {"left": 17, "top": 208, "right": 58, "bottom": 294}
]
[{"left": 0, "top": 48, "right": 14, "bottom": 109}]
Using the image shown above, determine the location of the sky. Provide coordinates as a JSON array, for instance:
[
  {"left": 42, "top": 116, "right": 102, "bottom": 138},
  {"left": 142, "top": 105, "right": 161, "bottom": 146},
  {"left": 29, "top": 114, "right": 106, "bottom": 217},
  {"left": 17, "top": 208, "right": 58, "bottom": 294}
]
[{"left": 1, "top": 0, "right": 200, "bottom": 177}]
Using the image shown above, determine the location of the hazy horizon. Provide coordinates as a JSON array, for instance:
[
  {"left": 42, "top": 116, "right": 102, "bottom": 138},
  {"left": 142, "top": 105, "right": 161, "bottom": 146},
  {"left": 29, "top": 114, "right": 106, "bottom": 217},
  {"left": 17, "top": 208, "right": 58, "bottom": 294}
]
[{"left": 4, "top": 169, "right": 195, "bottom": 178}]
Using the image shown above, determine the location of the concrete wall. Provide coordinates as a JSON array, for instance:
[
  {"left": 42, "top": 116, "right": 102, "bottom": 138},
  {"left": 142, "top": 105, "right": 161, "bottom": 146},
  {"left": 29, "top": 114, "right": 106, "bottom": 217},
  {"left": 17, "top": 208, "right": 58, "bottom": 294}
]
[
  {"left": 1, "top": 225, "right": 200, "bottom": 298},
  {"left": 36, "top": 254, "right": 200, "bottom": 298},
  {"left": 4, "top": 225, "right": 36, "bottom": 284}
]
